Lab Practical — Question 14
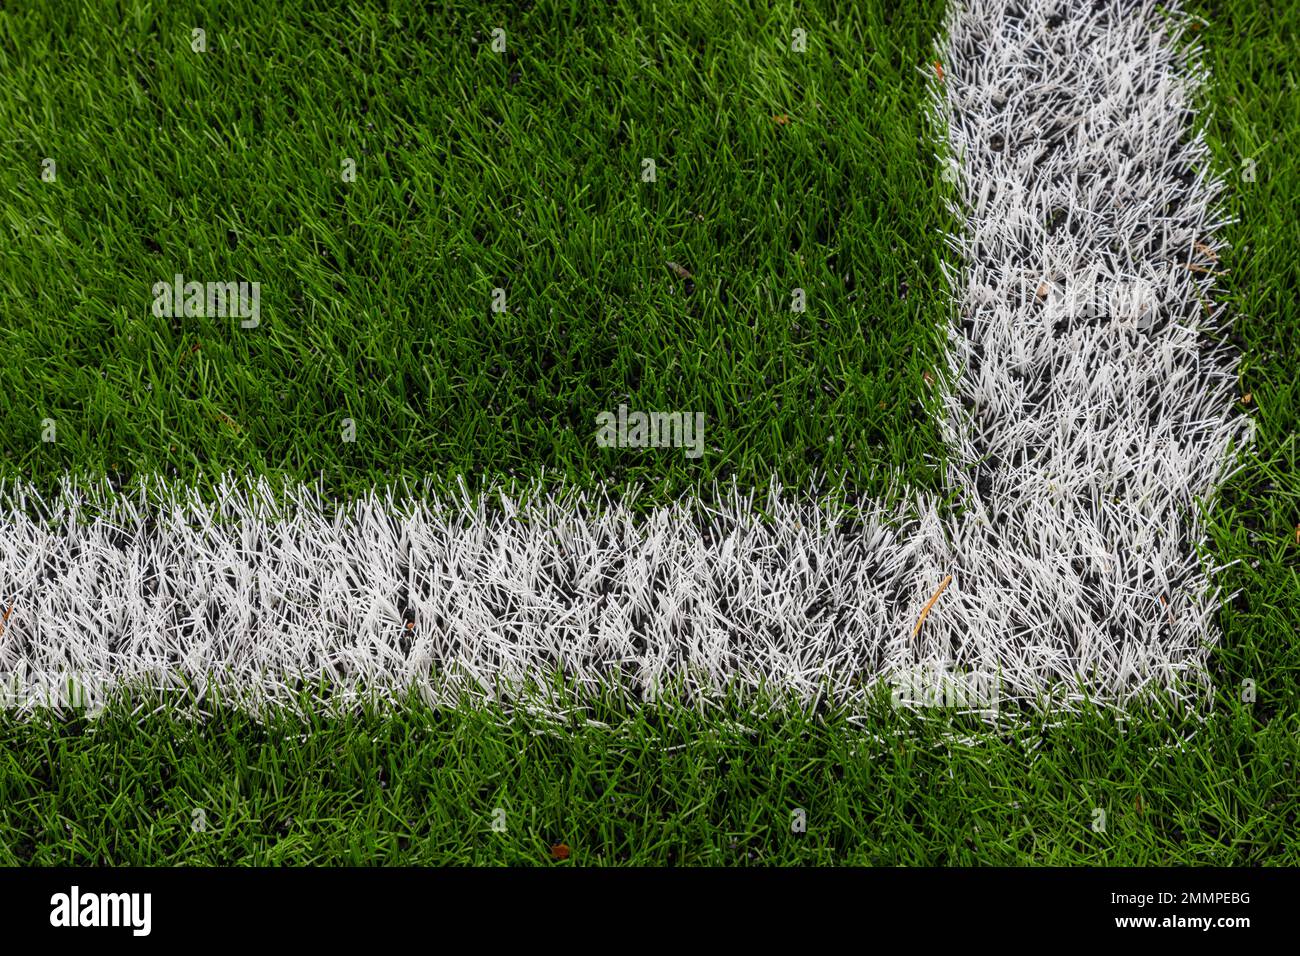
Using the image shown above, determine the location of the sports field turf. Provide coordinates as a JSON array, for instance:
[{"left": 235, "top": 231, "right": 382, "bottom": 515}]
[
  {"left": 0, "top": 0, "right": 1297, "bottom": 865},
  {"left": 0, "top": 0, "right": 951, "bottom": 502}
]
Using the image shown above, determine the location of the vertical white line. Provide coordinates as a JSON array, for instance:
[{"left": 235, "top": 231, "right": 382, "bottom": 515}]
[{"left": 920, "top": 0, "right": 1249, "bottom": 706}]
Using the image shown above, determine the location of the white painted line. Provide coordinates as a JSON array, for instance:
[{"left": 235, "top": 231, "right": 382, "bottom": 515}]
[{"left": 0, "top": 0, "right": 1247, "bottom": 714}]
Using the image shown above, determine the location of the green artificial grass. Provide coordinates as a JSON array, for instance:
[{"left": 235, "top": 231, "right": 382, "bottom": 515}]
[
  {"left": 1194, "top": 0, "right": 1300, "bottom": 724},
  {"left": 0, "top": 0, "right": 1296, "bottom": 867},
  {"left": 0, "top": 692, "right": 1294, "bottom": 865},
  {"left": 0, "top": 0, "right": 951, "bottom": 504}
]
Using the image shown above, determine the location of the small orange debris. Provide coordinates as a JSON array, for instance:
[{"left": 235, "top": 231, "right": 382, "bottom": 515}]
[
  {"left": 935, "top": 61, "right": 944, "bottom": 81},
  {"left": 772, "top": 113, "right": 789, "bottom": 126},
  {"left": 550, "top": 843, "right": 571, "bottom": 861},
  {"left": 913, "top": 574, "right": 953, "bottom": 639},
  {"left": 1242, "top": 392, "right": 1253, "bottom": 405}
]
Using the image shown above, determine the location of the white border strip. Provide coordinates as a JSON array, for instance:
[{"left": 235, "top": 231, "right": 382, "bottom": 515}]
[{"left": 0, "top": 0, "right": 1247, "bottom": 714}]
